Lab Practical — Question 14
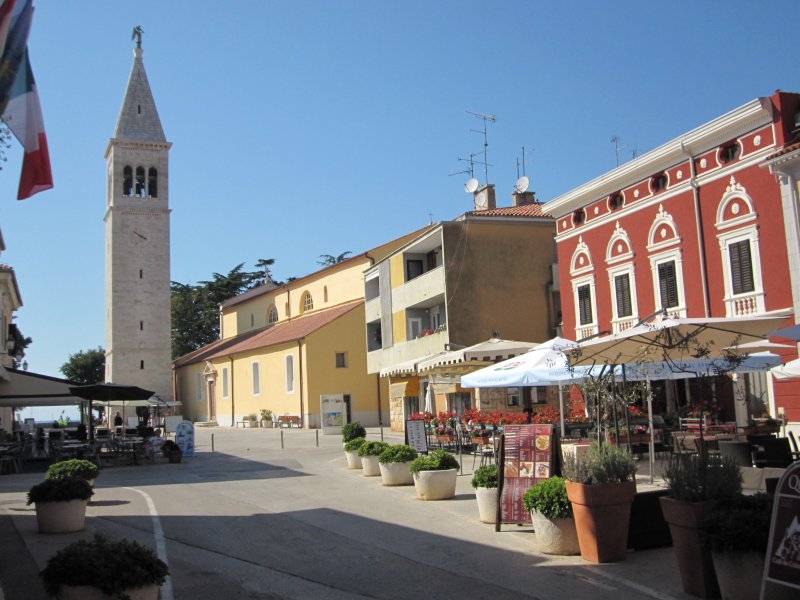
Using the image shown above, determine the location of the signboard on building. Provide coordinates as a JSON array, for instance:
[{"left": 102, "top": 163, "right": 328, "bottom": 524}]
[
  {"left": 320, "top": 394, "right": 345, "bottom": 436},
  {"left": 405, "top": 419, "right": 428, "bottom": 454},
  {"left": 175, "top": 420, "right": 195, "bottom": 457},
  {"left": 762, "top": 461, "right": 800, "bottom": 598},
  {"left": 496, "top": 423, "right": 554, "bottom": 530}
]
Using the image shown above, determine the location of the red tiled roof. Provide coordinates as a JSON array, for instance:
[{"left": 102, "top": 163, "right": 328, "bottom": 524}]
[
  {"left": 174, "top": 300, "right": 363, "bottom": 367},
  {"left": 466, "top": 203, "right": 552, "bottom": 218},
  {"left": 220, "top": 281, "right": 279, "bottom": 309}
]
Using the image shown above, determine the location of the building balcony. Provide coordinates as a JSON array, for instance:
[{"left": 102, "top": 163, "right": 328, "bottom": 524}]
[
  {"left": 575, "top": 324, "right": 598, "bottom": 341},
  {"left": 725, "top": 291, "right": 765, "bottom": 317},
  {"left": 365, "top": 296, "right": 381, "bottom": 323},
  {"left": 367, "top": 329, "right": 448, "bottom": 375},
  {"left": 611, "top": 316, "right": 638, "bottom": 334},
  {"left": 392, "top": 265, "right": 445, "bottom": 311}
]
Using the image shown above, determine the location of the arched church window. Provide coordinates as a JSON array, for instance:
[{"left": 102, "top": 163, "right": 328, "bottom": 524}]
[
  {"left": 123, "top": 166, "right": 133, "bottom": 196},
  {"left": 148, "top": 168, "right": 158, "bottom": 198},
  {"left": 135, "top": 167, "right": 146, "bottom": 197}
]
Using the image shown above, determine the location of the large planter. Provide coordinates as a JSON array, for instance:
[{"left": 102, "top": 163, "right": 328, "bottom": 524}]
[
  {"left": 475, "top": 487, "right": 498, "bottom": 524},
  {"left": 344, "top": 450, "right": 362, "bottom": 470},
  {"left": 711, "top": 550, "right": 764, "bottom": 600},
  {"left": 659, "top": 497, "right": 720, "bottom": 599},
  {"left": 413, "top": 469, "right": 458, "bottom": 500},
  {"left": 35, "top": 499, "right": 89, "bottom": 534},
  {"left": 379, "top": 461, "right": 413, "bottom": 486},
  {"left": 565, "top": 480, "right": 636, "bottom": 563},
  {"left": 530, "top": 510, "right": 580, "bottom": 555},
  {"left": 361, "top": 455, "right": 381, "bottom": 477},
  {"left": 59, "top": 584, "right": 160, "bottom": 600}
]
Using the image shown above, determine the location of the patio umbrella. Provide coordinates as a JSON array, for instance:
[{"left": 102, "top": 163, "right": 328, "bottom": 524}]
[
  {"left": 70, "top": 383, "right": 154, "bottom": 443},
  {"left": 769, "top": 323, "right": 800, "bottom": 340},
  {"left": 771, "top": 358, "right": 800, "bottom": 380}
]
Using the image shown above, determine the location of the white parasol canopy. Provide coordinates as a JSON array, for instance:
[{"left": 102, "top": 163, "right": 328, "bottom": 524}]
[
  {"left": 417, "top": 338, "right": 538, "bottom": 373},
  {"left": 771, "top": 358, "right": 800, "bottom": 380}
]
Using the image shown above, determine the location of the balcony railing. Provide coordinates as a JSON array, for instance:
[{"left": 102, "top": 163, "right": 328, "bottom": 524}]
[
  {"left": 611, "top": 316, "right": 638, "bottom": 334},
  {"left": 575, "top": 324, "right": 598, "bottom": 341},
  {"left": 725, "top": 291, "right": 765, "bottom": 317},
  {"left": 393, "top": 266, "right": 445, "bottom": 311}
]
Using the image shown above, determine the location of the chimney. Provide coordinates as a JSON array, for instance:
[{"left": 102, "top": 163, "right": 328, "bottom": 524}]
[
  {"left": 472, "top": 184, "right": 496, "bottom": 211},
  {"left": 512, "top": 190, "right": 537, "bottom": 207}
]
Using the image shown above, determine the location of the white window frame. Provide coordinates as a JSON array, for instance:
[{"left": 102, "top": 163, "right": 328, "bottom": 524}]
[
  {"left": 571, "top": 274, "right": 598, "bottom": 340},
  {"left": 607, "top": 262, "right": 638, "bottom": 332},
  {"left": 717, "top": 225, "right": 764, "bottom": 316},
  {"left": 285, "top": 354, "right": 295, "bottom": 394},
  {"left": 222, "top": 367, "right": 229, "bottom": 399},
  {"left": 649, "top": 248, "right": 687, "bottom": 318},
  {"left": 252, "top": 361, "right": 261, "bottom": 396}
]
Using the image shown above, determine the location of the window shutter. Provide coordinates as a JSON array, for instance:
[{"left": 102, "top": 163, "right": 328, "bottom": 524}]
[
  {"left": 658, "top": 262, "right": 679, "bottom": 308},
  {"left": 729, "top": 240, "right": 754, "bottom": 294},
  {"left": 615, "top": 273, "right": 632, "bottom": 318},
  {"left": 578, "top": 285, "right": 593, "bottom": 325}
]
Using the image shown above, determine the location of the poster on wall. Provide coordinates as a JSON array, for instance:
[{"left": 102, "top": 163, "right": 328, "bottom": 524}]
[
  {"left": 320, "top": 394, "right": 345, "bottom": 436},
  {"left": 496, "top": 423, "right": 554, "bottom": 529},
  {"left": 175, "top": 420, "right": 195, "bottom": 457}
]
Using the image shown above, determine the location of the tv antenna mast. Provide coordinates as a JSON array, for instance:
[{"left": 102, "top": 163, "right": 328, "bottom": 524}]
[
  {"left": 611, "top": 135, "right": 627, "bottom": 168},
  {"left": 466, "top": 110, "right": 495, "bottom": 184},
  {"left": 516, "top": 146, "right": 535, "bottom": 178}
]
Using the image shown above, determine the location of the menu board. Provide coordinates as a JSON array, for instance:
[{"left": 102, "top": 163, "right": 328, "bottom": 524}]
[
  {"left": 405, "top": 419, "right": 429, "bottom": 454},
  {"left": 764, "top": 461, "right": 800, "bottom": 595},
  {"left": 497, "top": 424, "right": 554, "bottom": 527}
]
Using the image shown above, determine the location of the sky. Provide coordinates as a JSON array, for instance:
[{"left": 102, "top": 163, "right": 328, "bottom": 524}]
[{"left": 2, "top": 1, "right": 800, "bottom": 419}]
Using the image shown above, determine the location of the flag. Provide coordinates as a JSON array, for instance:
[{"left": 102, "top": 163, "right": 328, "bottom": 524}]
[
  {"left": 0, "top": 1, "right": 17, "bottom": 60},
  {"left": 3, "top": 46, "right": 51, "bottom": 199},
  {"left": 0, "top": 0, "right": 51, "bottom": 200}
]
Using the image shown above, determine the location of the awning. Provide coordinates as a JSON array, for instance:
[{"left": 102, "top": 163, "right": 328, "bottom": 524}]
[
  {"left": 380, "top": 357, "right": 421, "bottom": 377},
  {"left": 417, "top": 338, "right": 537, "bottom": 373},
  {"left": 0, "top": 369, "right": 79, "bottom": 407}
]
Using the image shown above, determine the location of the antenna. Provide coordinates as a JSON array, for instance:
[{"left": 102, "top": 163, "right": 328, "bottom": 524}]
[
  {"left": 514, "top": 176, "right": 529, "bottom": 194},
  {"left": 611, "top": 136, "right": 627, "bottom": 168},
  {"left": 465, "top": 178, "right": 479, "bottom": 193},
  {"left": 466, "top": 110, "right": 496, "bottom": 184}
]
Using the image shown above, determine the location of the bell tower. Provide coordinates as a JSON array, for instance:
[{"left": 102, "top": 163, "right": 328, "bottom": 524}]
[{"left": 104, "top": 28, "right": 172, "bottom": 403}]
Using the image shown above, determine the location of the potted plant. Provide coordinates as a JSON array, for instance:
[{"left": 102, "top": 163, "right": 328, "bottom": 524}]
[
  {"left": 260, "top": 409, "right": 273, "bottom": 428},
  {"left": 409, "top": 449, "right": 459, "bottom": 500},
  {"left": 342, "top": 422, "right": 366, "bottom": 444},
  {"left": 357, "top": 440, "right": 390, "bottom": 477},
  {"left": 46, "top": 459, "right": 100, "bottom": 485},
  {"left": 377, "top": 444, "right": 417, "bottom": 486},
  {"left": 523, "top": 476, "right": 580, "bottom": 555},
  {"left": 161, "top": 440, "right": 183, "bottom": 463},
  {"left": 470, "top": 464, "right": 498, "bottom": 524},
  {"left": 248, "top": 413, "right": 259, "bottom": 428},
  {"left": 660, "top": 451, "right": 742, "bottom": 598},
  {"left": 27, "top": 478, "right": 94, "bottom": 533},
  {"left": 40, "top": 534, "right": 169, "bottom": 600},
  {"left": 344, "top": 437, "right": 366, "bottom": 469},
  {"left": 563, "top": 441, "right": 637, "bottom": 563},
  {"left": 700, "top": 493, "right": 772, "bottom": 600}
]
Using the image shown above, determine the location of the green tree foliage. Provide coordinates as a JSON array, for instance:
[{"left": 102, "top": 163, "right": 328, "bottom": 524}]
[
  {"left": 317, "top": 251, "right": 352, "bottom": 267},
  {"left": 60, "top": 347, "right": 105, "bottom": 384}
]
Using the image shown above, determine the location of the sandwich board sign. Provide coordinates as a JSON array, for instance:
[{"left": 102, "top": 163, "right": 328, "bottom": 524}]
[
  {"left": 762, "top": 461, "right": 800, "bottom": 599},
  {"left": 405, "top": 419, "right": 428, "bottom": 454},
  {"left": 320, "top": 394, "right": 345, "bottom": 436}
]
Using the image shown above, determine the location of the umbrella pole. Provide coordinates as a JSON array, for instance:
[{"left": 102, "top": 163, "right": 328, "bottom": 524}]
[
  {"left": 646, "top": 378, "right": 655, "bottom": 485},
  {"left": 611, "top": 370, "right": 621, "bottom": 448},
  {"left": 558, "top": 384, "right": 565, "bottom": 441},
  {"left": 622, "top": 364, "right": 632, "bottom": 455}
]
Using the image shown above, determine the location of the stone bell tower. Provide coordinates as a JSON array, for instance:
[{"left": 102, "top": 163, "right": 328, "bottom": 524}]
[{"left": 104, "top": 28, "right": 172, "bottom": 403}]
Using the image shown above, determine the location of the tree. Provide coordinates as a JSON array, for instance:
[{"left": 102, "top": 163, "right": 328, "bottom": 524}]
[
  {"left": 317, "top": 251, "right": 352, "bottom": 267},
  {"left": 60, "top": 347, "right": 105, "bottom": 384}
]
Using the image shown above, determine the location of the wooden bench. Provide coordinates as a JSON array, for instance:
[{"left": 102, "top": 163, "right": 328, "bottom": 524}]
[
  {"left": 277, "top": 415, "right": 301, "bottom": 428},
  {"left": 235, "top": 420, "right": 248, "bottom": 428}
]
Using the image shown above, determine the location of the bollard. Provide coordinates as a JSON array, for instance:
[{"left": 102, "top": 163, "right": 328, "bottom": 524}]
[
  {"left": 380, "top": 426, "right": 384, "bottom": 442},
  {"left": 281, "top": 430, "right": 284, "bottom": 449},
  {"left": 211, "top": 433, "right": 215, "bottom": 452},
  {"left": 316, "top": 429, "right": 319, "bottom": 447}
]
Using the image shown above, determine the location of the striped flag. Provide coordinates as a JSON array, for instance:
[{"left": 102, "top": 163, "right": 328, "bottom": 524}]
[
  {"left": 0, "top": 0, "right": 51, "bottom": 200},
  {"left": 0, "top": 1, "right": 17, "bottom": 60}
]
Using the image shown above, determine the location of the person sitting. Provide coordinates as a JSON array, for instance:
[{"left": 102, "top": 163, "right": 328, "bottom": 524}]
[
  {"left": 113, "top": 411, "right": 123, "bottom": 434},
  {"left": 143, "top": 428, "right": 166, "bottom": 461}
]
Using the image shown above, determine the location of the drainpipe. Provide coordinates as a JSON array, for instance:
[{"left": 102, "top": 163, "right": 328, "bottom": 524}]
[
  {"left": 682, "top": 141, "right": 710, "bottom": 317},
  {"left": 297, "top": 340, "right": 305, "bottom": 428},
  {"left": 229, "top": 355, "right": 235, "bottom": 427}
]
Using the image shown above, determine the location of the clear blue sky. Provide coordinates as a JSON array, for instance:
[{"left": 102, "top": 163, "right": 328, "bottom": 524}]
[{"left": 2, "top": 0, "right": 799, "bottom": 402}]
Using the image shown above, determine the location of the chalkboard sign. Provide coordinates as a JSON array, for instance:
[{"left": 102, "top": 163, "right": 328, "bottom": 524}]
[
  {"left": 405, "top": 419, "right": 428, "bottom": 454},
  {"left": 496, "top": 424, "right": 554, "bottom": 529},
  {"left": 762, "top": 461, "right": 800, "bottom": 597}
]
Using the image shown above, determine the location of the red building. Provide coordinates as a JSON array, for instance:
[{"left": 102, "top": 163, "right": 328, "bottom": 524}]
[{"left": 544, "top": 91, "right": 800, "bottom": 434}]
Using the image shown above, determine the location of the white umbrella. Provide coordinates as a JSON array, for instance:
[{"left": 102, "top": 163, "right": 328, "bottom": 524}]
[
  {"left": 423, "top": 382, "right": 433, "bottom": 413},
  {"left": 771, "top": 358, "right": 800, "bottom": 380}
]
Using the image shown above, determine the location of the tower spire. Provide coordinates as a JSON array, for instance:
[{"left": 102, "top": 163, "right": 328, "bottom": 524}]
[{"left": 132, "top": 25, "right": 143, "bottom": 49}]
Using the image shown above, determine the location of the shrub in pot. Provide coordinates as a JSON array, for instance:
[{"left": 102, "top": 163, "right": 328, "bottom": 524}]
[
  {"left": 46, "top": 459, "right": 100, "bottom": 484},
  {"left": 27, "top": 478, "right": 94, "bottom": 533},
  {"left": 342, "top": 422, "right": 367, "bottom": 443},
  {"left": 40, "top": 534, "right": 169, "bottom": 600},
  {"left": 357, "top": 440, "right": 390, "bottom": 476},
  {"left": 409, "top": 449, "right": 459, "bottom": 500},
  {"left": 377, "top": 444, "right": 417, "bottom": 486},
  {"left": 563, "top": 441, "right": 637, "bottom": 563},
  {"left": 660, "top": 451, "right": 741, "bottom": 599},
  {"left": 700, "top": 493, "right": 771, "bottom": 600},
  {"left": 344, "top": 437, "right": 366, "bottom": 469},
  {"left": 470, "top": 464, "right": 498, "bottom": 524},
  {"left": 260, "top": 409, "right": 273, "bottom": 428},
  {"left": 523, "top": 476, "right": 579, "bottom": 555}
]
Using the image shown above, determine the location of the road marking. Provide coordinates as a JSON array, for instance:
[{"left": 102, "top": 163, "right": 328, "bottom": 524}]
[{"left": 124, "top": 487, "right": 174, "bottom": 600}]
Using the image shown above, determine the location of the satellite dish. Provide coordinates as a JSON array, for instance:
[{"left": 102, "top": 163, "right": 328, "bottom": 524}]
[
  {"left": 465, "top": 178, "right": 479, "bottom": 193},
  {"left": 515, "top": 176, "right": 530, "bottom": 194}
]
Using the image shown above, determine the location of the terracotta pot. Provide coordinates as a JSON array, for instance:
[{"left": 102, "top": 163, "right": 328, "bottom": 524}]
[
  {"left": 35, "top": 499, "right": 88, "bottom": 534},
  {"left": 530, "top": 510, "right": 580, "bottom": 555},
  {"left": 711, "top": 550, "right": 764, "bottom": 600},
  {"left": 413, "top": 469, "right": 457, "bottom": 500},
  {"left": 659, "top": 497, "right": 720, "bottom": 599},
  {"left": 361, "top": 455, "right": 381, "bottom": 477},
  {"left": 474, "top": 487, "right": 498, "bottom": 524},
  {"left": 344, "top": 450, "right": 362, "bottom": 469},
  {"left": 379, "top": 461, "right": 413, "bottom": 486},
  {"left": 565, "top": 480, "right": 636, "bottom": 563},
  {"left": 59, "top": 584, "right": 160, "bottom": 600}
]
